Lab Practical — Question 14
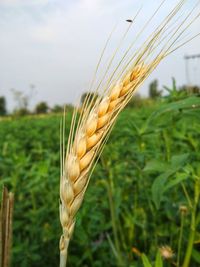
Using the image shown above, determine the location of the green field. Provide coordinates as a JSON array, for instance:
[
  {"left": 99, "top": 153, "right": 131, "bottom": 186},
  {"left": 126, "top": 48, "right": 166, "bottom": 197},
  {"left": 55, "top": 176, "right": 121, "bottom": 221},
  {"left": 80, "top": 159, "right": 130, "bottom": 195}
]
[{"left": 0, "top": 94, "right": 200, "bottom": 267}]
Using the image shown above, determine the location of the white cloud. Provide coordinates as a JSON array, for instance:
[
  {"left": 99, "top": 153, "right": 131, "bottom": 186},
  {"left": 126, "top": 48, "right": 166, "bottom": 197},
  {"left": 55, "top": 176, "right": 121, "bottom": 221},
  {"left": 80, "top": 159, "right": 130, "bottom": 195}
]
[
  {"left": 31, "top": 25, "right": 55, "bottom": 43},
  {"left": 0, "top": 0, "right": 51, "bottom": 7}
]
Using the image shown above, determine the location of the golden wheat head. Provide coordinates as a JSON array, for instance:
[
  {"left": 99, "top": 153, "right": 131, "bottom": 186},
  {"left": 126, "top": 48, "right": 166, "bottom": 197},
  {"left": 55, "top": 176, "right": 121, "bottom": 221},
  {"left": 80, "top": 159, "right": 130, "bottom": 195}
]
[{"left": 59, "top": 1, "right": 200, "bottom": 266}]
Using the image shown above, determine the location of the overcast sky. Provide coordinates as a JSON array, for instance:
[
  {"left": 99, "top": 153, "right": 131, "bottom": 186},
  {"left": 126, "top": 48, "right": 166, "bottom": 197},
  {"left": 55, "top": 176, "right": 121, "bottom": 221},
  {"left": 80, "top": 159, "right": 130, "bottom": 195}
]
[{"left": 0, "top": 0, "right": 200, "bottom": 111}]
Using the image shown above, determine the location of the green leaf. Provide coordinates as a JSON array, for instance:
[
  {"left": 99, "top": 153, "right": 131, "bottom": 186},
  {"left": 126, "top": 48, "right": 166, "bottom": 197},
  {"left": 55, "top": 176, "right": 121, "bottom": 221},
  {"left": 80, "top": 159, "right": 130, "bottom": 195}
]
[
  {"left": 106, "top": 233, "right": 118, "bottom": 260},
  {"left": 155, "top": 250, "right": 163, "bottom": 267},
  {"left": 151, "top": 170, "right": 175, "bottom": 209},
  {"left": 164, "top": 173, "right": 188, "bottom": 191},
  {"left": 151, "top": 96, "right": 200, "bottom": 118},
  {"left": 143, "top": 160, "right": 169, "bottom": 173},
  {"left": 141, "top": 254, "right": 152, "bottom": 267},
  {"left": 171, "top": 154, "right": 189, "bottom": 168},
  {"left": 142, "top": 96, "right": 200, "bottom": 133},
  {"left": 192, "top": 248, "right": 200, "bottom": 264}
]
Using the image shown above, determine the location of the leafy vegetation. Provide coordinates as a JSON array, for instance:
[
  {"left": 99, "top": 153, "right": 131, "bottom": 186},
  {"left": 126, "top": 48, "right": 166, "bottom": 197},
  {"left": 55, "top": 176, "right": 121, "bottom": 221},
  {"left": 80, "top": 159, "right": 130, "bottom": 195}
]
[
  {"left": 35, "top": 102, "right": 49, "bottom": 114},
  {"left": 0, "top": 88, "right": 200, "bottom": 266},
  {"left": 0, "top": 97, "right": 7, "bottom": 116}
]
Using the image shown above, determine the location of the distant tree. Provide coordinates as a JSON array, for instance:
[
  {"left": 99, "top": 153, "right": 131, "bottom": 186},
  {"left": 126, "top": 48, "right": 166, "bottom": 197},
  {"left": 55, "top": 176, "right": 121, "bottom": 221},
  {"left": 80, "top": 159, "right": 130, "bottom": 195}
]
[
  {"left": 0, "top": 96, "right": 7, "bottom": 116},
  {"left": 177, "top": 85, "right": 200, "bottom": 97},
  {"left": 127, "top": 93, "right": 143, "bottom": 108},
  {"left": 81, "top": 92, "right": 98, "bottom": 106},
  {"left": 149, "top": 80, "right": 162, "bottom": 99},
  {"left": 11, "top": 85, "right": 36, "bottom": 115},
  {"left": 15, "top": 108, "right": 30, "bottom": 116},
  {"left": 188, "top": 85, "right": 200, "bottom": 95},
  {"left": 51, "top": 104, "right": 63, "bottom": 113},
  {"left": 35, "top": 102, "right": 49, "bottom": 114},
  {"left": 65, "top": 104, "right": 74, "bottom": 112},
  {"left": 50, "top": 104, "right": 73, "bottom": 113}
]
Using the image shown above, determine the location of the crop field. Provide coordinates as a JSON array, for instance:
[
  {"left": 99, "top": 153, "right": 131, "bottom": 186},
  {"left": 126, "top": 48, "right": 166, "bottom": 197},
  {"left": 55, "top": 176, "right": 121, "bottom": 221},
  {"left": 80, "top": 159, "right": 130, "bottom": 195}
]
[{"left": 0, "top": 93, "right": 200, "bottom": 267}]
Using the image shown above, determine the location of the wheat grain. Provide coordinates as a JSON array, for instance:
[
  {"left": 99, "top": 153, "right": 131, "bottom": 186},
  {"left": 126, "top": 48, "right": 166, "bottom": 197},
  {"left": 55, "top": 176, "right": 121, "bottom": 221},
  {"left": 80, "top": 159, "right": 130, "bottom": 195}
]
[{"left": 59, "top": 1, "right": 200, "bottom": 266}]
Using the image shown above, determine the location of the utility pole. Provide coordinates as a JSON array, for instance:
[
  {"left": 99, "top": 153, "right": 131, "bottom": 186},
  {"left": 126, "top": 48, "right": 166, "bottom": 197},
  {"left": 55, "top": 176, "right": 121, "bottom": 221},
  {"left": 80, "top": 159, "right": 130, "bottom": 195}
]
[{"left": 184, "top": 54, "right": 200, "bottom": 85}]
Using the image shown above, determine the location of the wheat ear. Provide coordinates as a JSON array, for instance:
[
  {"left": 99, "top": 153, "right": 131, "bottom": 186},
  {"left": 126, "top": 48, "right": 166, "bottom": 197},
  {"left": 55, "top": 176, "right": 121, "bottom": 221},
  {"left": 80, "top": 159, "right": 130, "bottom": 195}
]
[{"left": 59, "top": 1, "right": 200, "bottom": 266}]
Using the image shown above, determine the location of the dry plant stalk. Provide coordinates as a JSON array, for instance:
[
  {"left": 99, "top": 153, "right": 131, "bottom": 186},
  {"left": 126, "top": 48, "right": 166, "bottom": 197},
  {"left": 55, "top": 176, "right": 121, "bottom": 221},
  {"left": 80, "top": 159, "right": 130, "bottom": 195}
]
[
  {"left": 0, "top": 187, "right": 14, "bottom": 267},
  {"left": 59, "top": 1, "right": 200, "bottom": 266}
]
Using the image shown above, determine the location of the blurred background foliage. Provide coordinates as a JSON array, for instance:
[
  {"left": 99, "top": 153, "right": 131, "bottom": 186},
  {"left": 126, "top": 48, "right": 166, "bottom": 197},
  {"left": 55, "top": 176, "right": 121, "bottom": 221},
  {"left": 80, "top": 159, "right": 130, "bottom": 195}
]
[{"left": 0, "top": 81, "right": 200, "bottom": 267}]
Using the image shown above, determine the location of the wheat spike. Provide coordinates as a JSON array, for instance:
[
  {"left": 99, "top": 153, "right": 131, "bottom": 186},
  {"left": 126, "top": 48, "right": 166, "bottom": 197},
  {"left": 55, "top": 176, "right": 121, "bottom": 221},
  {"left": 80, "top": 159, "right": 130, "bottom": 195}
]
[{"left": 59, "top": 1, "right": 200, "bottom": 266}]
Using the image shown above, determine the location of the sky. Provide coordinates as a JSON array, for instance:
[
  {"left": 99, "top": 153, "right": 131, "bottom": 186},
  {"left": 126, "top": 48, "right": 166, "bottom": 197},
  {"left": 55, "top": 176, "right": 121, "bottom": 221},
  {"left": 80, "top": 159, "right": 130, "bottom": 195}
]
[{"left": 0, "top": 0, "right": 200, "bottom": 111}]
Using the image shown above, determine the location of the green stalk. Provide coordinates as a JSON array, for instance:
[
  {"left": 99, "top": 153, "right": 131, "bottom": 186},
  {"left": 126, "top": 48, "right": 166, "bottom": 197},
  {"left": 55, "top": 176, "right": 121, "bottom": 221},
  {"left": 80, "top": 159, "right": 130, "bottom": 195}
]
[
  {"left": 101, "top": 158, "right": 125, "bottom": 266},
  {"left": 182, "top": 179, "right": 200, "bottom": 267},
  {"left": 177, "top": 212, "right": 184, "bottom": 266},
  {"left": 162, "top": 130, "right": 171, "bottom": 162},
  {"left": 181, "top": 184, "right": 192, "bottom": 209},
  {"left": 107, "top": 174, "right": 124, "bottom": 267},
  {"left": 182, "top": 211, "right": 196, "bottom": 267}
]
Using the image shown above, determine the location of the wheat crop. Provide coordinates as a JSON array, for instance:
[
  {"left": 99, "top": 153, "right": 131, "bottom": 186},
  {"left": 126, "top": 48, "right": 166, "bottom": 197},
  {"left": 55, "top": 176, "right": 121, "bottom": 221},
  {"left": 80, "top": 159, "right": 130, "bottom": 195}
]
[{"left": 59, "top": 1, "right": 200, "bottom": 266}]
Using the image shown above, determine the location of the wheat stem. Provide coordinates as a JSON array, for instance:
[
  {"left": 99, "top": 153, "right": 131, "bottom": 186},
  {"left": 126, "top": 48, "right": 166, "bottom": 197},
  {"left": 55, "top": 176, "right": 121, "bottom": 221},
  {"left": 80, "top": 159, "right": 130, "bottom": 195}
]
[{"left": 59, "top": 236, "right": 69, "bottom": 267}]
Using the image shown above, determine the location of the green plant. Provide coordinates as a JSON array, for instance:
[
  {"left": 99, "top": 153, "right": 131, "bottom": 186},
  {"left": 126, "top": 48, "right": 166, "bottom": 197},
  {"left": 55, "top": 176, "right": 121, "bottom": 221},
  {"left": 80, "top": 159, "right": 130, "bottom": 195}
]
[
  {"left": 141, "top": 250, "right": 163, "bottom": 267},
  {"left": 0, "top": 91, "right": 200, "bottom": 266}
]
